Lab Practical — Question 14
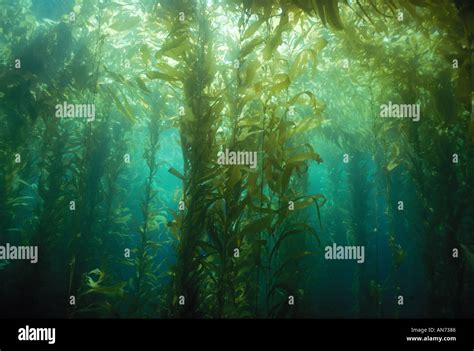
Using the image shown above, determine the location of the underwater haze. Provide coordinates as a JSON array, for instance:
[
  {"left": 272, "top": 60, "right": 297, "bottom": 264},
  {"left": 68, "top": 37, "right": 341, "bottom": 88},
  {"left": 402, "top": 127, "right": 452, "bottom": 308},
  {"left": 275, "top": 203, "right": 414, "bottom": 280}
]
[{"left": 0, "top": 0, "right": 473, "bottom": 319}]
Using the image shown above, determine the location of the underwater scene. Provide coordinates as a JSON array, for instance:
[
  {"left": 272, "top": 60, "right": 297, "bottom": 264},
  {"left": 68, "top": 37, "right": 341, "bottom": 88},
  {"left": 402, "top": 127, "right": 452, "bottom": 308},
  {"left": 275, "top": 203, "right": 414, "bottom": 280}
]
[{"left": 0, "top": 0, "right": 473, "bottom": 320}]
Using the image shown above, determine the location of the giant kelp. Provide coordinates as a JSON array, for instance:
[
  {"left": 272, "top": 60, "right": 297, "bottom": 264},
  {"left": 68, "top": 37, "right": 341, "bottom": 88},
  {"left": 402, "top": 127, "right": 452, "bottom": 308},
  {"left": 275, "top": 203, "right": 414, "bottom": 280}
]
[{"left": 0, "top": 0, "right": 472, "bottom": 319}]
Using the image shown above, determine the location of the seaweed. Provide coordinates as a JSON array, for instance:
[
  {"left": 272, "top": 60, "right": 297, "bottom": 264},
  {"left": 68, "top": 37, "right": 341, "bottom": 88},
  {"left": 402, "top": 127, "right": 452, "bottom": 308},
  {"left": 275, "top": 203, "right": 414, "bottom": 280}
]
[{"left": 0, "top": 0, "right": 472, "bottom": 320}]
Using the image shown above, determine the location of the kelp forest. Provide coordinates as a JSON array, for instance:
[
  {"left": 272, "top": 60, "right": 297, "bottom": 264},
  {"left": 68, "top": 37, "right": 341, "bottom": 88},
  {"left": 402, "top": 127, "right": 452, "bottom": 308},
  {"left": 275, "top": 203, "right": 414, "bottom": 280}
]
[{"left": 0, "top": 0, "right": 473, "bottom": 320}]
